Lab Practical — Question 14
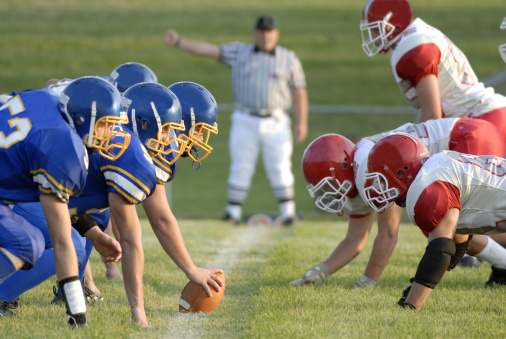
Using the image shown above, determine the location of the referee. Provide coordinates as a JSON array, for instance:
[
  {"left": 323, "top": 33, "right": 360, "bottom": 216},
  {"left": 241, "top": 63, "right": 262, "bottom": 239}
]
[{"left": 165, "top": 14, "right": 309, "bottom": 225}]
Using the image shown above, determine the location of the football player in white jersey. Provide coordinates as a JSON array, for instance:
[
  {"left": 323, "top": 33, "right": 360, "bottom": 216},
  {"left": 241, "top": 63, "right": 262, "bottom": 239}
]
[
  {"left": 364, "top": 133, "right": 506, "bottom": 309},
  {"left": 290, "top": 116, "right": 506, "bottom": 288},
  {"left": 360, "top": 0, "right": 506, "bottom": 140}
]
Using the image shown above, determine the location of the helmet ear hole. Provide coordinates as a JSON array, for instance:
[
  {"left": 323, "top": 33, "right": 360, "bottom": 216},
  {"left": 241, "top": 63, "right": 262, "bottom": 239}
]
[
  {"left": 342, "top": 163, "right": 348, "bottom": 170},
  {"left": 75, "top": 116, "right": 84, "bottom": 124},
  {"left": 397, "top": 169, "right": 405, "bottom": 178},
  {"left": 141, "top": 120, "right": 149, "bottom": 130}
]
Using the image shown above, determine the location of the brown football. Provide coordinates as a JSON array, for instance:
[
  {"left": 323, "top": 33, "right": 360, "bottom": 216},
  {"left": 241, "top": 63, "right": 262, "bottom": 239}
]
[{"left": 179, "top": 271, "right": 226, "bottom": 313}]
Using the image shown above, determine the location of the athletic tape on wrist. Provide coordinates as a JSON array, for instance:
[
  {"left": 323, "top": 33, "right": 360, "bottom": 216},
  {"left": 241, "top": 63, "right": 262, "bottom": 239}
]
[{"left": 59, "top": 276, "right": 87, "bottom": 316}]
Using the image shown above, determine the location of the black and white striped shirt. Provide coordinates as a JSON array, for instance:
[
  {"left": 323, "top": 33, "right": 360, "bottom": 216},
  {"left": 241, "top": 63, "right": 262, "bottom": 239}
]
[{"left": 219, "top": 42, "right": 306, "bottom": 112}]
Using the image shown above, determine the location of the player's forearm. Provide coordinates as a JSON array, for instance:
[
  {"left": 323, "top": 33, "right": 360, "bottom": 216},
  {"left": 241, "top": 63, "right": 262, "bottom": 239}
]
[
  {"left": 292, "top": 87, "right": 308, "bottom": 126},
  {"left": 40, "top": 195, "right": 79, "bottom": 278},
  {"left": 416, "top": 74, "right": 443, "bottom": 122},
  {"left": 363, "top": 240, "right": 396, "bottom": 282},
  {"left": 120, "top": 235, "right": 145, "bottom": 310},
  {"left": 151, "top": 216, "right": 196, "bottom": 275},
  {"left": 324, "top": 238, "right": 366, "bottom": 274},
  {"left": 177, "top": 39, "right": 221, "bottom": 59},
  {"left": 404, "top": 282, "right": 433, "bottom": 309},
  {"left": 363, "top": 227, "right": 399, "bottom": 281}
]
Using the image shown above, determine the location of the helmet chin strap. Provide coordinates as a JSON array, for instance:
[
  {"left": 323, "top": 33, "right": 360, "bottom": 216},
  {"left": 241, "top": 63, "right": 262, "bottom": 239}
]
[
  {"left": 86, "top": 101, "right": 97, "bottom": 148},
  {"left": 191, "top": 147, "right": 201, "bottom": 170}
]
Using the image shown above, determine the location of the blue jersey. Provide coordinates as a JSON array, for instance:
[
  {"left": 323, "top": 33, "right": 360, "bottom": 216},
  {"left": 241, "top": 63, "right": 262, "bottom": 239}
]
[
  {"left": 0, "top": 89, "right": 88, "bottom": 203},
  {"left": 68, "top": 126, "right": 157, "bottom": 215}
]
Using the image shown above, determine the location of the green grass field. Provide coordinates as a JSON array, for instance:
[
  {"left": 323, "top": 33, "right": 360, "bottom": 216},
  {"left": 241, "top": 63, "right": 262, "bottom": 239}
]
[
  {"left": 1, "top": 0, "right": 506, "bottom": 337},
  {"left": 1, "top": 0, "right": 506, "bottom": 219},
  {"left": 2, "top": 219, "right": 505, "bottom": 338}
]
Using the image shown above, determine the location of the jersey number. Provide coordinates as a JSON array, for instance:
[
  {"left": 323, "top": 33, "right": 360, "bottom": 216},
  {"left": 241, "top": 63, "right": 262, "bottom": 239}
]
[{"left": 0, "top": 96, "right": 32, "bottom": 148}]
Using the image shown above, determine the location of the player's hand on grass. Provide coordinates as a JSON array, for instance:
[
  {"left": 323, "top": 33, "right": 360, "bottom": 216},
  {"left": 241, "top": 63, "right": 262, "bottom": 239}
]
[
  {"left": 187, "top": 267, "right": 224, "bottom": 297},
  {"left": 289, "top": 262, "right": 330, "bottom": 286},
  {"left": 353, "top": 274, "right": 377, "bottom": 290},
  {"left": 85, "top": 226, "right": 122, "bottom": 263}
]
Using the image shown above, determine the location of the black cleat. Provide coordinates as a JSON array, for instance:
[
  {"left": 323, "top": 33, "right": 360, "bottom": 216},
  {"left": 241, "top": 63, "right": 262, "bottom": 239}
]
[
  {"left": 83, "top": 286, "right": 103, "bottom": 304},
  {"left": 51, "top": 284, "right": 65, "bottom": 306},
  {"left": 67, "top": 313, "right": 88, "bottom": 329},
  {"left": 223, "top": 213, "right": 240, "bottom": 226},
  {"left": 485, "top": 266, "right": 506, "bottom": 287},
  {"left": 281, "top": 217, "right": 294, "bottom": 227},
  {"left": 0, "top": 299, "right": 15, "bottom": 317}
]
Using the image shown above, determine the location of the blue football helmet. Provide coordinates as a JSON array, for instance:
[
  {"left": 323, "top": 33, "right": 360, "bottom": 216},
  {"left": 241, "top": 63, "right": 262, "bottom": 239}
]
[
  {"left": 110, "top": 62, "right": 158, "bottom": 93},
  {"left": 58, "top": 76, "right": 130, "bottom": 160},
  {"left": 168, "top": 81, "right": 218, "bottom": 163},
  {"left": 122, "top": 82, "right": 186, "bottom": 165}
]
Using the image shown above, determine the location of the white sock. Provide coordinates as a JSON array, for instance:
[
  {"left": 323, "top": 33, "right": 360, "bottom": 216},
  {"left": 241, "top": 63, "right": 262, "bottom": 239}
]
[
  {"left": 474, "top": 238, "right": 506, "bottom": 269},
  {"left": 226, "top": 204, "right": 242, "bottom": 221},
  {"left": 279, "top": 200, "right": 295, "bottom": 220}
]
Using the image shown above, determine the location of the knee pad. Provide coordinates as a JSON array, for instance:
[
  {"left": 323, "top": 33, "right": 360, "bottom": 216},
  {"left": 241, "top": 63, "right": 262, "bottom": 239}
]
[{"left": 414, "top": 237, "right": 455, "bottom": 289}]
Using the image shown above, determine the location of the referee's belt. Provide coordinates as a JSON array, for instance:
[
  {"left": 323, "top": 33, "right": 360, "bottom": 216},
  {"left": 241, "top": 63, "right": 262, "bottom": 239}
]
[{"left": 242, "top": 108, "right": 283, "bottom": 118}]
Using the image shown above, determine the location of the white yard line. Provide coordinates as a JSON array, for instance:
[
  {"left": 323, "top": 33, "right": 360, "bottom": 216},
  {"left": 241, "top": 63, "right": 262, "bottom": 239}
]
[{"left": 165, "top": 227, "right": 269, "bottom": 338}]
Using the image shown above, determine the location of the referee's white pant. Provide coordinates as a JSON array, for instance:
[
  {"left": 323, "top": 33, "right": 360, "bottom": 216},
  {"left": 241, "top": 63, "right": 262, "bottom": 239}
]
[{"left": 225, "top": 109, "right": 295, "bottom": 221}]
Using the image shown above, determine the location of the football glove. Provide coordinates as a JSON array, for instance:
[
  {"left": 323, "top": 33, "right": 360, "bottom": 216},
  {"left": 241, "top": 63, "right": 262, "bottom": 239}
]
[
  {"left": 289, "top": 262, "right": 330, "bottom": 286},
  {"left": 353, "top": 274, "right": 377, "bottom": 290}
]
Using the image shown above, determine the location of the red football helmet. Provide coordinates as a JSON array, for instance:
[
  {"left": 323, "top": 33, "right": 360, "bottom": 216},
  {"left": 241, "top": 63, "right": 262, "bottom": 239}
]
[
  {"left": 360, "top": 0, "right": 413, "bottom": 56},
  {"left": 301, "top": 134, "right": 357, "bottom": 215},
  {"left": 364, "top": 133, "right": 428, "bottom": 212}
]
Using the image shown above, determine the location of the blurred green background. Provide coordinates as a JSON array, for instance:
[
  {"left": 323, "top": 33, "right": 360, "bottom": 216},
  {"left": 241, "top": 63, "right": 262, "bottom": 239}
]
[{"left": 1, "top": 0, "right": 505, "bottom": 220}]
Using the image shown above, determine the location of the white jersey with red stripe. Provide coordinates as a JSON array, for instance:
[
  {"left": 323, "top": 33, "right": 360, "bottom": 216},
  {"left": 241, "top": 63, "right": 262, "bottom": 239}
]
[
  {"left": 391, "top": 18, "right": 506, "bottom": 117},
  {"left": 406, "top": 151, "right": 506, "bottom": 235},
  {"left": 353, "top": 118, "right": 459, "bottom": 212}
]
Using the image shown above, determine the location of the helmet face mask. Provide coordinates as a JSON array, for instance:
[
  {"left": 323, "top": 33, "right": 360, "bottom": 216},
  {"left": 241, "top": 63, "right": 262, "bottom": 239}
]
[
  {"left": 122, "top": 83, "right": 186, "bottom": 166},
  {"left": 307, "top": 175, "right": 353, "bottom": 215},
  {"left": 363, "top": 172, "right": 399, "bottom": 212},
  {"left": 360, "top": 14, "right": 397, "bottom": 56},
  {"left": 84, "top": 111, "right": 130, "bottom": 160},
  {"left": 360, "top": 0, "right": 413, "bottom": 57},
  {"left": 179, "top": 121, "right": 218, "bottom": 163},
  {"left": 168, "top": 82, "right": 219, "bottom": 165},
  {"left": 364, "top": 132, "right": 429, "bottom": 212},
  {"left": 59, "top": 76, "right": 130, "bottom": 161},
  {"left": 301, "top": 134, "right": 356, "bottom": 215}
]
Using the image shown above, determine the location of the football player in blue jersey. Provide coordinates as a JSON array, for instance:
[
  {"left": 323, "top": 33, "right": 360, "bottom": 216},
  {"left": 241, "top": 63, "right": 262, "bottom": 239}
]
[
  {"left": 109, "top": 62, "right": 158, "bottom": 93},
  {"left": 168, "top": 81, "right": 219, "bottom": 168},
  {"left": 0, "top": 76, "right": 126, "bottom": 328},
  {"left": 76, "top": 82, "right": 223, "bottom": 324},
  {"left": 124, "top": 82, "right": 224, "bottom": 296},
  {"left": 0, "top": 80, "right": 222, "bottom": 326},
  {"left": 46, "top": 63, "right": 159, "bottom": 284}
]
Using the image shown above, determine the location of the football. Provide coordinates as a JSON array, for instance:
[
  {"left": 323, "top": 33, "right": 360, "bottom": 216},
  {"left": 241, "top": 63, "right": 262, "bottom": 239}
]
[{"left": 179, "top": 271, "right": 226, "bottom": 313}]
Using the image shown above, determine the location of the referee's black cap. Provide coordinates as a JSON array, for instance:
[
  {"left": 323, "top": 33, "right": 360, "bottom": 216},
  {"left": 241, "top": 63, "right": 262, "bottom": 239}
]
[{"left": 255, "top": 15, "right": 277, "bottom": 30}]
